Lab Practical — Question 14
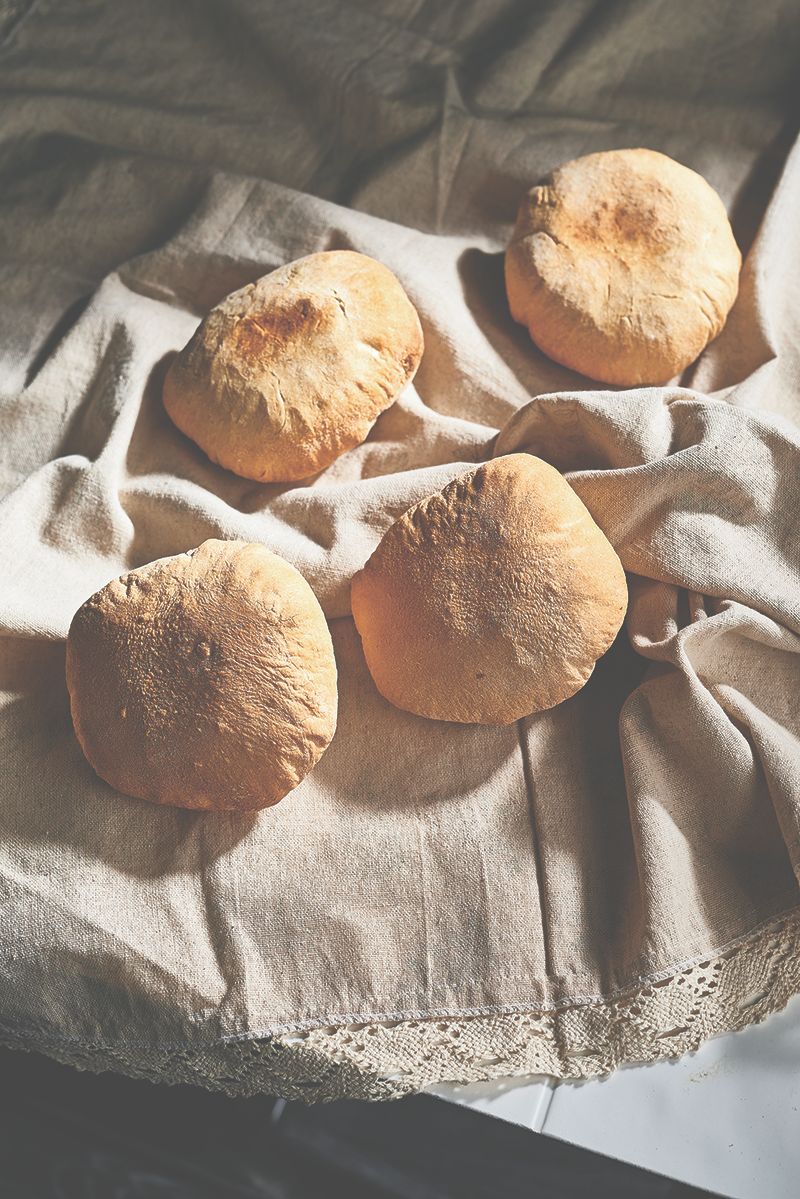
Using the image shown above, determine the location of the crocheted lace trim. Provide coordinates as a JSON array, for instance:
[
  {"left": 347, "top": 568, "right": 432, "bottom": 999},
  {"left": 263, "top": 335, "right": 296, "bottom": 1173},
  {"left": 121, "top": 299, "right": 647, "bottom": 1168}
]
[
  {"left": 283, "top": 910, "right": 800, "bottom": 1094},
  {"left": 3, "top": 909, "right": 799, "bottom": 1102}
]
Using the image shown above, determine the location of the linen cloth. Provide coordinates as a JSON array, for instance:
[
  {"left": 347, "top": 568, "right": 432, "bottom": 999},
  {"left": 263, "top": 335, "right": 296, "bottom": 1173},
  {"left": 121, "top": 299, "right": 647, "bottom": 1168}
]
[{"left": 0, "top": 0, "right": 799, "bottom": 1097}]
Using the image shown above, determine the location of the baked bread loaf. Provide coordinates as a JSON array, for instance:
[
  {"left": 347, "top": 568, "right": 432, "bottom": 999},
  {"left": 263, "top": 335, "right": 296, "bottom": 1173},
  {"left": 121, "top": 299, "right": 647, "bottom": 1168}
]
[
  {"left": 163, "top": 250, "right": 424, "bottom": 482},
  {"left": 66, "top": 540, "right": 337, "bottom": 811},
  {"left": 351, "top": 454, "right": 627, "bottom": 725},
  {"left": 505, "top": 148, "right": 741, "bottom": 386}
]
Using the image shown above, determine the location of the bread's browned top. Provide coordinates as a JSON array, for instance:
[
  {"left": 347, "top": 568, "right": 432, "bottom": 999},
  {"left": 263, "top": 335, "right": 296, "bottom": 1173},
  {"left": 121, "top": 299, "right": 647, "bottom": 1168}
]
[{"left": 163, "top": 250, "right": 424, "bottom": 482}]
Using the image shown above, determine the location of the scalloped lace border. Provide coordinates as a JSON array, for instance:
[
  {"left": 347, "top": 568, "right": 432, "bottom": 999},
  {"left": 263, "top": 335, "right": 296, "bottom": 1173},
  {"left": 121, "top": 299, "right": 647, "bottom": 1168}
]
[{"left": 2, "top": 909, "right": 799, "bottom": 1102}]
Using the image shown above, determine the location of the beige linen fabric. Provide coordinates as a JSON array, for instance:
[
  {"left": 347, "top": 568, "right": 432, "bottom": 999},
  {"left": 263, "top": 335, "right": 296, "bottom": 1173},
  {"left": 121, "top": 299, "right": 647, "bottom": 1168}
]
[{"left": 1, "top": 1, "right": 799, "bottom": 1097}]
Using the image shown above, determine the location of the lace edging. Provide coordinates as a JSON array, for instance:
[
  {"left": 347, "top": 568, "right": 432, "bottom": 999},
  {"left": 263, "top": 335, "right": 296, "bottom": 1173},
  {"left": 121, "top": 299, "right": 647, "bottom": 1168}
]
[
  {"left": 286, "top": 910, "right": 800, "bottom": 1092},
  {"left": 2, "top": 909, "right": 799, "bottom": 1102}
]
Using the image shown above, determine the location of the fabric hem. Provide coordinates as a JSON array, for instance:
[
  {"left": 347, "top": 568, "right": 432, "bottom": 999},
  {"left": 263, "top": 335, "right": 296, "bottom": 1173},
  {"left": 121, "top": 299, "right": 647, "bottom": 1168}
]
[{"left": 1, "top": 907, "right": 799, "bottom": 1101}]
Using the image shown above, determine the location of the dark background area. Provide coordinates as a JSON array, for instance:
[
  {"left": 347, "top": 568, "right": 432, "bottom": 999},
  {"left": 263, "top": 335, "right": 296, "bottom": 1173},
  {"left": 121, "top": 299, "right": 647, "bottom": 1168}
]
[{"left": 0, "top": 1046, "right": 717, "bottom": 1198}]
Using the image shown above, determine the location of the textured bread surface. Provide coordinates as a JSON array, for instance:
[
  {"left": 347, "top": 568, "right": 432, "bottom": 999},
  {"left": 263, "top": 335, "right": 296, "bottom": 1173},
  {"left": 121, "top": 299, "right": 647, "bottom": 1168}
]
[
  {"left": 163, "top": 250, "right": 424, "bottom": 482},
  {"left": 351, "top": 454, "right": 628, "bottom": 725},
  {"left": 505, "top": 148, "right": 741, "bottom": 386},
  {"left": 66, "top": 540, "right": 338, "bottom": 811}
]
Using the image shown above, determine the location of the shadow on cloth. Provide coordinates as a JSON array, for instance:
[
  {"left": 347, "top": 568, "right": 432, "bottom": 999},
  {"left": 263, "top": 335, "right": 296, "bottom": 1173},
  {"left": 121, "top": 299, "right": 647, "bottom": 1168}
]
[
  {"left": 0, "top": 638, "right": 255, "bottom": 879},
  {"left": 456, "top": 247, "right": 602, "bottom": 399},
  {"left": 312, "top": 618, "right": 521, "bottom": 811}
]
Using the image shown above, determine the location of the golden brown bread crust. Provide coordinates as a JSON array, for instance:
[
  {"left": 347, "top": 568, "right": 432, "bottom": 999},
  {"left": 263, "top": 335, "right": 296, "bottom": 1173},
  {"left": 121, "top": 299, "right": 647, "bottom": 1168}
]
[
  {"left": 163, "top": 250, "right": 424, "bottom": 482},
  {"left": 66, "top": 540, "right": 338, "bottom": 811},
  {"left": 505, "top": 148, "right": 741, "bottom": 386},
  {"left": 351, "top": 454, "right": 628, "bottom": 725}
]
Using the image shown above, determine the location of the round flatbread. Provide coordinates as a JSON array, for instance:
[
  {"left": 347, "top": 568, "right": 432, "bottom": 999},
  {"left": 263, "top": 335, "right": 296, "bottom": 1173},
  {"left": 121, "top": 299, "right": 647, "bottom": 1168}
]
[
  {"left": 66, "top": 540, "right": 338, "bottom": 810},
  {"left": 505, "top": 148, "right": 741, "bottom": 385},
  {"left": 164, "top": 250, "right": 424, "bottom": 481}
]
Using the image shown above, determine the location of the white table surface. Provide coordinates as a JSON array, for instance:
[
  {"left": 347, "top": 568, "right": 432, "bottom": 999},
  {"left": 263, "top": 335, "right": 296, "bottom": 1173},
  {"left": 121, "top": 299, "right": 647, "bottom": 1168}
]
[{"left": 431, "top": 995, "right": 800, "bottom": 1199}]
